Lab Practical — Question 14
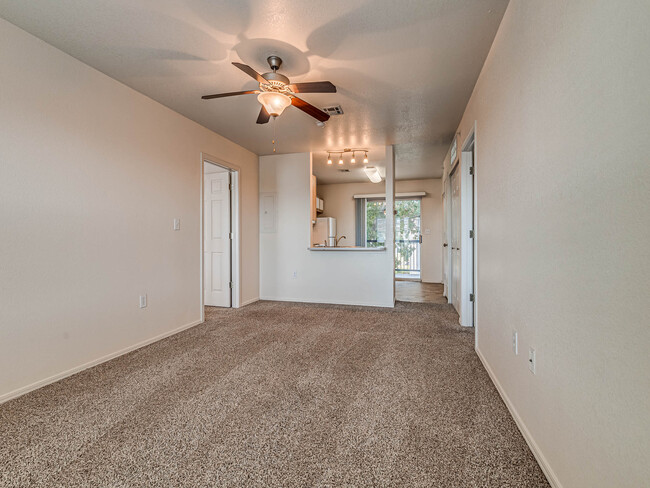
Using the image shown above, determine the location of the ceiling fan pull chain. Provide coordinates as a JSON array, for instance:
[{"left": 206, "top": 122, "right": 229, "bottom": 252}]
[{"left": 272, "top": 116, "right": 276, "bottom": 153}]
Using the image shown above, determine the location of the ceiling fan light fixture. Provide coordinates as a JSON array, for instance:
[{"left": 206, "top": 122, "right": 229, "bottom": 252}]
[
  {"left": 364, "top": 166, "right": 382, "bottom": 183},
  {"left": 257, "top": 92, "right": 291, "bottom": 117}
]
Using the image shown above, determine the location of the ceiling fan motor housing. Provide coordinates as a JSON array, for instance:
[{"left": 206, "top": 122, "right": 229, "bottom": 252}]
[{"left": 262, "top": 71, "right": 290, "bottom": 87}]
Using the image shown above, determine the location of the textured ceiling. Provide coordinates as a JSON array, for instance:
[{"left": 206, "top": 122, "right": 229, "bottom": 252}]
[{"left": 0, "top": 0, "right": 508, "bottom": 179}]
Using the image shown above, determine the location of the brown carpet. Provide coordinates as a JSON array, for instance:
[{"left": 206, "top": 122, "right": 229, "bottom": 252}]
[{"left": 0, "top": 301, "right": 549, "bottom": 487}]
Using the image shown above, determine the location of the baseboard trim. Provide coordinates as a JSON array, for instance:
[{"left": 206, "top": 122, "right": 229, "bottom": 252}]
[
  {"left": 259, "top": 296, "right": 394, "bottom": 308},
  {"left": 240, "top": 297, "right": 260, "bottom": 307},
  {"left": 0, "top": 318, "right": 203, "bottom": 405},
  {"left": 475, "top": 347, "right": 562, "bottom": 488}
]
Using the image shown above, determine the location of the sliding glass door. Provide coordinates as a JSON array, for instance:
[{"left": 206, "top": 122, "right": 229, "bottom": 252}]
[
  {"left": 395, "top": 199, "right": 421, "bottom": 279},
  {"left": 359, "top": 198, "right": 421, "bottom": 278}
]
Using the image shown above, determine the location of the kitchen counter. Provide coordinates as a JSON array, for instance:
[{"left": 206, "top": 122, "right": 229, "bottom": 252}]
[{"left": 308, "top": 246, "right": 387, "bottom": 251}]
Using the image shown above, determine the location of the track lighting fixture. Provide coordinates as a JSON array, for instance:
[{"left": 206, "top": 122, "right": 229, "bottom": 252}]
[{"left": 323, "top": 148, "right": 369, "bottom": 167}]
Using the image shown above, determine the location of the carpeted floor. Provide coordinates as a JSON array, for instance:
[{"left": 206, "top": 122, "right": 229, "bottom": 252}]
[{"left": 0, "top": 301, "right": 549, "bottom": 487}]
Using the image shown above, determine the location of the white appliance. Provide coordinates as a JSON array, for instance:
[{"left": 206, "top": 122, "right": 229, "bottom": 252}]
[{"left": 313, "top": 217, "right": 337, "bottom": 247}]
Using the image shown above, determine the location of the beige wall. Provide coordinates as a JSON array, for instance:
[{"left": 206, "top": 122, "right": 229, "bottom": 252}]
[
  {"left": 443, "top": 1, "right": 650, "bottom": 487},
  {"left": 0, "top": 19, "right": 259, "bottom": 402},
  {"left": 319, "top": 179, "right": 442, "bottom": 282},
  {"left": 259, "top": 152, "right": 395, "bottom": 307}
]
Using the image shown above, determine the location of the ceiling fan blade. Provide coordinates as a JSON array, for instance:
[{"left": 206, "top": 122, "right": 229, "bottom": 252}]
[
  {"left": 256, "top": 106, "right": 271, "bottom": 124},
  {"left": 232, "top": 62, "right": 267, "bottom": 84},
  {"left": 291, "top": 96, "right": 330, "bottom": 122},
  {"left": 201, "top": 90, "right": 259, "bottom": 100},
  {"left": 288, "top": 81, "right": 336, "bottom": 93}
]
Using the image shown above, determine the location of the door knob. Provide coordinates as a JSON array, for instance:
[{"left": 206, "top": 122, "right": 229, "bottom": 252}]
[{"left": 443, "top": 243, "right": 448, "bottom": 247}]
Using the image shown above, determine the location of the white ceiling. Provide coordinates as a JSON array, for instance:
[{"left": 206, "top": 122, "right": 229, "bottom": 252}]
[{"left": 0, "top": 0, "right": 508, "bottom": 180}]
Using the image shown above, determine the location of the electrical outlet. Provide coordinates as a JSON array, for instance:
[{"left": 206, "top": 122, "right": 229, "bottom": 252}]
[
  {"left": 173, "top": 218, "right": 180, "bottom": 231},
  {"left": 528, "top": 347, "right": 536, "bottom": 374},
  {"left": 512, "top": 331, "right": 518, "bottom": 355},
  {"left": 139, "top": 294, "right": 147, "bottom": 309}
]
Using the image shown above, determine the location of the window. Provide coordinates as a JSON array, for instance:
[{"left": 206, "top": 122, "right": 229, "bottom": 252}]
[{"left": 365, "top": 199, "right": 387, "bottom": 247}]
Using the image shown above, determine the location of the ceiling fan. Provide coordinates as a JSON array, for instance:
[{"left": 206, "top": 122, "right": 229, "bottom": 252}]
[{"left": 201, "top": 55, "right": 336, "bottom": 124}]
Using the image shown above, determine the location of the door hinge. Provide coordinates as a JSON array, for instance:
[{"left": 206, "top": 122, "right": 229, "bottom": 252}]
[
  {"left": 469, "top": 166, "right": 475, "bottom": 175},
  {"left": 229, "top": 232, "right": 233, "bottom": 240},
  {"left": 229, "top": 281, "right": 234, "bottom": 289},
  {"left": 469, "top": 293, "right": 475, "bottom": 302},
  {"left": 228, "top": 183, "right": 232, "bottom": 190},
  {"left": 469, "top": 229, "right": 474, "bottom": 238}
]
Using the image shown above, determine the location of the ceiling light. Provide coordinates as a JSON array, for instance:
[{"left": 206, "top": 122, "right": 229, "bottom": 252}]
[
  {"left": 338, "top": 156, "right": 344, "bottom": 165},
  {"left": 257, "top": 92, "right": 291, "bottom": 117},
  {"left": 363, "top": 152, "right": 369, "bottom": 164},
  {"left": 327, "top": 153, "right": 332, "bottom": 165},
  {"left": 350, "top": 152, "right": 356, "bottom": 164},
  {"left": 364, "top": 166, "right": 382, "bottom": 183}
]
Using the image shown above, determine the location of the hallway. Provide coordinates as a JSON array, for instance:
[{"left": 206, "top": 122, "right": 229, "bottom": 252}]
[{"left": 395, "top": 281, "right": 447, "bottom": 304}]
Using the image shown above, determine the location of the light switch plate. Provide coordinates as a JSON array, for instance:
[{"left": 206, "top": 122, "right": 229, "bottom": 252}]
[
  {"left": 139, "top": 294, "right": 147, "bottom": 309},
  {"left": 512, "top": 331, "right": 518, "bottom": 355},
  {"left": 173, "top": 218, "right": 180, "bottom": 231}
]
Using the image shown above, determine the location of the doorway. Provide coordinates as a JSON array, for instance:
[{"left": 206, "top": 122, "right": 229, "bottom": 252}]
[
  {"left": 450, "top": 166, "right": 461, "bottom": 313},
  {"left": 201, "top": 156, "right": 240, "bottom": 312},
  {"left": 460, "top": 131, "right": 476, "bottom": 328},
  {"left": 394, "top": 199, "right": 422, "bottom": 280},
  {"left": 445, "top": 128, "right": 475, "bottom": 327}
]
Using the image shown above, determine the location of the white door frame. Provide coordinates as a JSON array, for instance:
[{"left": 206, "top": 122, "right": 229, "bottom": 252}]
[
  {"left": 200, "top": 153, "right": 241, "bottom": 321},
  {"left": 460, "top": 123, "right": 477, "bottom": 330}
]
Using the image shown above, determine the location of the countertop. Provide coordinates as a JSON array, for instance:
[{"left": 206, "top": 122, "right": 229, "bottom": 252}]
[{"left": 308, "top": 246, "right": 387, "bottom": 252}]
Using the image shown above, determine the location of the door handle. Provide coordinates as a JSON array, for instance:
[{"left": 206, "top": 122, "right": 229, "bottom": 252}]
[{"left": 443, "top": 243, "right": 448, "bottom": 247}]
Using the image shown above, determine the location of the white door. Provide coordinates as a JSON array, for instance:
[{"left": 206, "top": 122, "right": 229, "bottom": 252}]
[
  {"left": 450, "top": 168, "right": 461, "bottom": 314},
  {"left": 204, "top": 171, "right": 231, "bottom": 307},
  {"left": 442, "top": 191, "right": 448, "bottom": 297}
]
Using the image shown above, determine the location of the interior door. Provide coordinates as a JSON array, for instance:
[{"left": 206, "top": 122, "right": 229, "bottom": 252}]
[
  {"left": 450, "top": 167, "right": 461, "bottom": 313},
  {"left": 204, "top": 171, "right": 231, "bottom": 307},
  {"left": 442, "top": 191, "right": 448, "bottom": 296}
]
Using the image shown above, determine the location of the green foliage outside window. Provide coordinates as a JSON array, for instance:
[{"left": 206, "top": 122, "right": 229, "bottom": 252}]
[{"left": 366, "top": 199, "right": 421, "bottom": 270}]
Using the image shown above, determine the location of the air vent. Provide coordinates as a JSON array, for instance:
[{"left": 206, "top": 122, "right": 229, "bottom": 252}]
[
  {"left": 338, "top": 169, "right": 350, "bottom": 173},
  {"left": 322, "top": 105, "right": 344, "bottom": 116}
]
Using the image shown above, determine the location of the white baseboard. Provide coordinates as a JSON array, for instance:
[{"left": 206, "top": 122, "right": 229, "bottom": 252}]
[
  {"left": 0, "top": 318, "right": 203, "bottom": 405},
  {"left": 240, "top": 297, "right": 260, "bottom": 307},
  {"left": 259, "top": 296, "right": 394, "bottom": 308},
  {"left": 475, "top": 347, "right": 562, "bottom": 488}
]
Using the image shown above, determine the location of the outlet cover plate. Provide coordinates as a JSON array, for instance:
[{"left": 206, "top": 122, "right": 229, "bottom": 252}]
[{"left": 528, "top": 347, "right": 536, "bottom": 374}]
